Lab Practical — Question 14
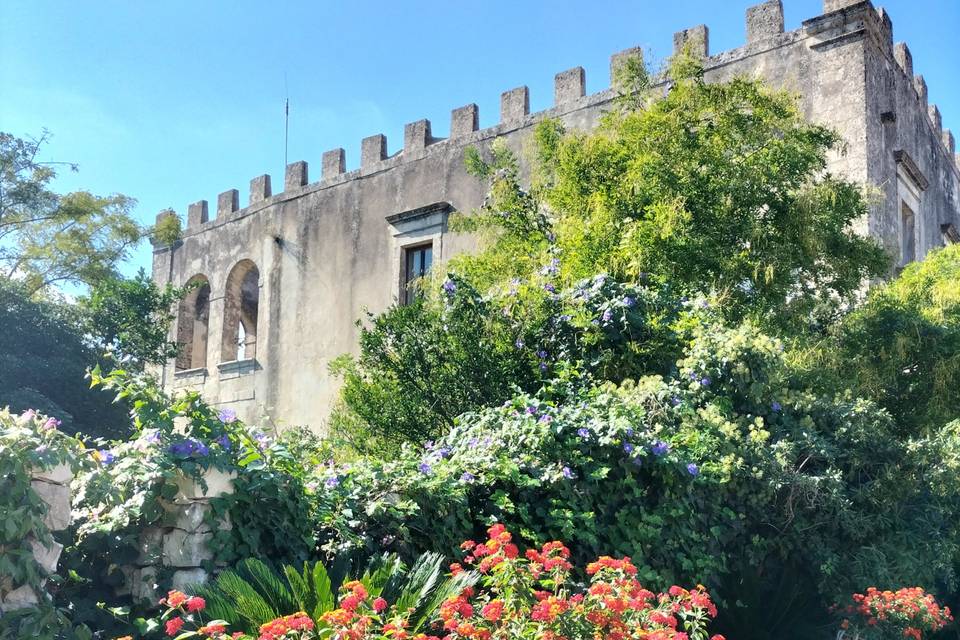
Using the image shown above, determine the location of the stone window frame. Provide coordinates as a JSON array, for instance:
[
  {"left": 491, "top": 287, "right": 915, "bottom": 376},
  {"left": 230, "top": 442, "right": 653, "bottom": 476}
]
[
  {"left": 894, "top": 150, "right": 927, "bottom": 267},
  {"left": 386, "top": 202, "right": 452, "bottom": 303}
]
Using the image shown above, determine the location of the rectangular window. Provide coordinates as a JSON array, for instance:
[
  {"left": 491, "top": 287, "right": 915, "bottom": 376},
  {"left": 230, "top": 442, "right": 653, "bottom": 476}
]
[
  {"left": 901, "top": 201, "right": 916, "bottom": 267},
  {"left": 402, "top": 243, "right": 433, "bottom": 304}
]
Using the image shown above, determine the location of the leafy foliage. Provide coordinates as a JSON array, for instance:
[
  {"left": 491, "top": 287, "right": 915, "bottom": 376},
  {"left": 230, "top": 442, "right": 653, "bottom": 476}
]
[
  {"left": 0, "top": 408, "right": 92, "bottom": 640},
  {"left": 453, "top": 53, "right": 888, "bottom": 328},
  {"left": 797, "top": 243, "right": 960, "bottom": 436},
  {"left": 313, "top": 316, "right": 960, "bottom": 639},
  {"left": 0, "top": 131, "right": 143, "bottom": 294},
  {"left": 192, "top": 552, "right": 473, "bottom": 635},
  {"left": 0, "top": 277, "right": 130, "bottom": 439},
  {"left": 79, "top": 269, "right": 189, "bottom": 370}
]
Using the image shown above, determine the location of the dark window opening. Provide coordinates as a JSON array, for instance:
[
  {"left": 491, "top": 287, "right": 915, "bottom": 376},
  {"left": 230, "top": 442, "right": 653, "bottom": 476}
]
[{"left": 403, "top": 243, "right": 433, "bottom": 305}]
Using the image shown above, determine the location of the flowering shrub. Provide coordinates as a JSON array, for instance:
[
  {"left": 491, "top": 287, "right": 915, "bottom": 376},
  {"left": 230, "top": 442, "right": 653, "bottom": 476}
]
[
  {"left": 836, "top": 587, "right": 952, "bottom": 640},
  {"left": 0, "top": 407, "right": 91, "bottom": 640},
  {"left": 429, "top": 523, "right": 723, "bottom": 640},
  {"left": 313, "top": 319, "right": 960, "bottom": 638}
]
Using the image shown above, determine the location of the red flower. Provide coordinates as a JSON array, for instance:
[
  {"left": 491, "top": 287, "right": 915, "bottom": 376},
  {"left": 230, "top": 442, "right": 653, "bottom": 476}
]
[
  {"left": 199, "top": 623, "right": 226, "bottom": 635},
  {"left": 166, "top": 590, "right": 188, "bottom": 608},
  {"left": 165, "top": 616, "right": 185, "bottom": 637},
  {"left": 374, "top": 597, "right": 388, "bottom": 613},
  {"left": 187, "top": 596, "right": 206, "bottom": 612},
  {"left": 482, "top": 600, "right": 504, "bottom": 622}
]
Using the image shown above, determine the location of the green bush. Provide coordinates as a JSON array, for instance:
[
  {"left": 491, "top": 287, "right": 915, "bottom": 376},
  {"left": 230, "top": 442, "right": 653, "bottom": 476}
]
[{"left": 313, "top": 317, "right": 960, "bottom": 639}]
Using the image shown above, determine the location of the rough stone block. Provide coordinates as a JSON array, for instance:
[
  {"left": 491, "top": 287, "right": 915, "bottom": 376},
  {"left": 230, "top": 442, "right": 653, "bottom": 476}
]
[
  {"left": 944, "top": 130, "right": 956, "bottom": 156},
  {"left": 163, "top": 529, "right": 214, "bottom": 567},
  {"left": 137, "top": 526, "right": 165, "bottom": 564},
  {"left": 914, "top": 75, "right": 927, "bottom": 106},
  {"left": 31, "top": 480, "right": 71, "bottom": 531},
  {"left": 29, "top": 538, "right": 63, "bottom": 574},
  {"left": 500, "top": 86, "right": 529, "bottom": 124},
  {"left": 187, "top": 200, "right": 209, "bottom": 227},
  {"left": 746, "top": 0, "right": 784, "bottom": 43},
  {"left": 129, "top": 566, "right": 159, "bottom": 604},
  {"left": 929, "top": 105, "right": 942, "bottom": 133},
  {"left": 322, "top": 148, "right": 345, "bottom": 179},
  {"left": 673, "top": 25, "right": 709, "bottom": 58},
  {"left": 249, "top": 174, "right": 272, "bottom": 204},
  {"left": 284, "top": 161, "right": 308, "bottom": 190},
  {"left": 216, "top": 190, "right": 238, "bottom": 218},
  {"left": 1, "top": 584, "right": 38, "bottom": 611},
  {"left": 554, "top": 67, "right": 585, "bottom": 106},
  {"left": 875, "top": 8, "right": 893, "bottom": 53},
  {"left": 361, "top": 134, "right": 387, "bottom": 169},
  {"left": 894, "top": 42, "right": 912, "bottom": 78},
  {"left": 160, "top": 500, "right": 232, "bottom": 533},
  {"left": 404, "top": 119, "right": 432, "bottom": 155},
  {"left": 450, "top": 104, "right": 479, "bottom": 139},
  {"left": 174, "top": 468, "right": 236, "bottom": 501},
  {"left": 32, "top": 463, "right": 72, "bottom": 485},
  {"left": 171, "top": 568, "right": 208, "bottom": 591},
  {"left": 610, "top": 47, "right": 643, "bottom": 86}
]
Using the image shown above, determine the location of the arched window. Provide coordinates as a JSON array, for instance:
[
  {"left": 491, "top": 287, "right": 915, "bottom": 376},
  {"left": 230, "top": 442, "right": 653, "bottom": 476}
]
[
  {"left": 175, "top": 275, "right": 211, "bottom": 371},
  {"left": 221, "top": 259, "right": 260, "bottom": 362}
]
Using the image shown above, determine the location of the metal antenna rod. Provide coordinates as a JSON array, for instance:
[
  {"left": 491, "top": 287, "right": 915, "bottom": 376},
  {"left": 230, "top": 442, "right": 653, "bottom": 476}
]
[{"left": 284, "top": 73, "right": 289, "bottom": 168}]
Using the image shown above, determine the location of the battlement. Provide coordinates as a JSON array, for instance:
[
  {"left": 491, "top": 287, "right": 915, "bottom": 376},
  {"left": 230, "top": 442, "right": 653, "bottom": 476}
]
[{"left": 156, "top": 0, "right": 957, "bottom": 236}]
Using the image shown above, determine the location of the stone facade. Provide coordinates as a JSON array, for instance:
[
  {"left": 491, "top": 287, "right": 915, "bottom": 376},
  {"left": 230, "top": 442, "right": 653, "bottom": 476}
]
[{"left": 151, "top": 0, "right": 960, "bottom": 432}]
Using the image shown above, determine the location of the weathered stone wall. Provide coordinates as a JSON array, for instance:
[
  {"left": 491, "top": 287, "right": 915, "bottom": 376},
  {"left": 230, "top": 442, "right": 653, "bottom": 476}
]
[
  {"left": 120, "top": 469, "right": 235, "bottom": 603},
  {"left": 0, "top": 464, "right": 73, "bottom": 612},
  {"left": 151, "top": 0, "right": 960, "bottom": 432}
]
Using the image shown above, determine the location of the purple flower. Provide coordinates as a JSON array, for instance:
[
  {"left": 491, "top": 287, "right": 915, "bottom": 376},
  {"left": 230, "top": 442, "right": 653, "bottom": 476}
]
[
  {"left": 539, "top": 362, "right": 548, "bottom": 372},
  {"left": 771, "top": 401, "right": 782, "bottom": 412},
  {"left": 631, "top": 457, "right": 643, "bottom": 467},
  {"left": 689, "top": 371, "right": 699, "bottom": 380},
  {"left": 546, "top": 231, "right": 556, "bottom": 243},
  {"left": 623, "top": 296, "right": 636, "bottom": 308},
  {"left": 536, "top": 350, "right": 548, "bottom": 359},
  {"left": 195, "top": 441, "right": 210, "bottom": 457},
  {"left": 418, "top": 462, "right": 432, "bottom": 474},
  {"left": 670, "top": 396, "right": 681, "bottom": 407},
  {"left": 460, "top": 472, "right": 475, "bottom": 483},
  {"left": 602, "top": 309, "right": 613, "bottom": 323},
  {"left": 561, "top": 466, "right": 575, "bottom": 479},
  {"left": 651, "top": 440, "right": 670, "bottom": 457},
  {"left": 97, "top": 449, "right": 116, "bottom": 465},
  {"left": 217, "top": 434, "right": 231, "bottom": 450},
  {"left": 253, "top": 432, "right": 270, "bottom": 449},
  {"left": 468, "top": 438, "right": 479, "bottom": 447},
  {"left": 625, "top": 428, "right": 634, "bottom": 437},
  {"left": 686, "top": 463, "right": 700, "bottom": 477},
  {"left": 42, "top": 417, "right": 61, "bottom": 431},
  {"left": 538, "top": 414, "right": 553, "bottom": 424},
  {"left": 325, "top": 476, "right": 340, "bottom": 488},
  {"left": 145, "top": 431, "right": 161, "bottom": 444},
  {"left": 515, "top": 338, "right": 525, "bottom": 349},
  {"left": 442, "top": 279, "right": 457, "bottom": 295},
  {"left": 543, "top": 283, "right": 556, "bottom": 293},
  {"left": 218, "top": 408, "right": 237, "bottom": 424},
  {"left": 438, "top": 446, "right": 452, "bottom": 458},
  {"left": 700, "top": 377, "right": 711, "bottom": 387},
  {"left": 577, "top": 427, "right": 590, "bottom": 439},
  {"left": 623, "top": 442, "right": 634, "bottom": 454},
  {"left": 526, "top": 406, "right": 538, "bottom": 415},
  {"left": 20, "top": 409, "right": 37, "bottom": 422}
]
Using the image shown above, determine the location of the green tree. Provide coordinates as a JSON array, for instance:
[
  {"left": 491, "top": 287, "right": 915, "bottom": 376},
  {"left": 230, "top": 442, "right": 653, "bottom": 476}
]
[
  {"left": 80, "top": 269, "right": 188, "bottom": 370},
  {"left": 454, "top": 52, "right": 889, "bottom": 329},
  {"left": 0, "top": 131, "right": 143, "bottom": 294},
  {"left": 333, "top": 52, "right": 891, "bottom": 449},
  {"left": 0, "top": 277, "right": 130, "bottom": 439},
  {"left": 795, "top": 243, "right": 960, "bottom": 436}
]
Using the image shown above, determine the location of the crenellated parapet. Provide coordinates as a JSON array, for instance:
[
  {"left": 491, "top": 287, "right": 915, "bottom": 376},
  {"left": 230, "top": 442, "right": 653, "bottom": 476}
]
[{"left": 154, "top": 0, "right": 958, "bottom": 238}]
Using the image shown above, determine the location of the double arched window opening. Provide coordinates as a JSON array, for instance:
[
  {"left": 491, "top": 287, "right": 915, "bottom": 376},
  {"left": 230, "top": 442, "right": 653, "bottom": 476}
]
[{"left": 173, "top": 260, "right": 260, "bottom": 372}]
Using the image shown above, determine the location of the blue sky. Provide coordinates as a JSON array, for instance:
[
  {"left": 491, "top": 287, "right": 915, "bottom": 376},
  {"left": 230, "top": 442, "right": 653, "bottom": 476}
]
[{"left": 2, "top": 0, "right": 957, "bottom": 279}]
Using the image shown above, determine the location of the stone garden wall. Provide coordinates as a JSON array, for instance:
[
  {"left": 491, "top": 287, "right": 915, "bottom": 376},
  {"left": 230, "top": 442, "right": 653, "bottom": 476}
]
[
  {"left": 121, "top": 468, "right": 235, "bottom": 603},
  {"left": 0, "top": 463, "right": 73, "bottom": 612}
]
